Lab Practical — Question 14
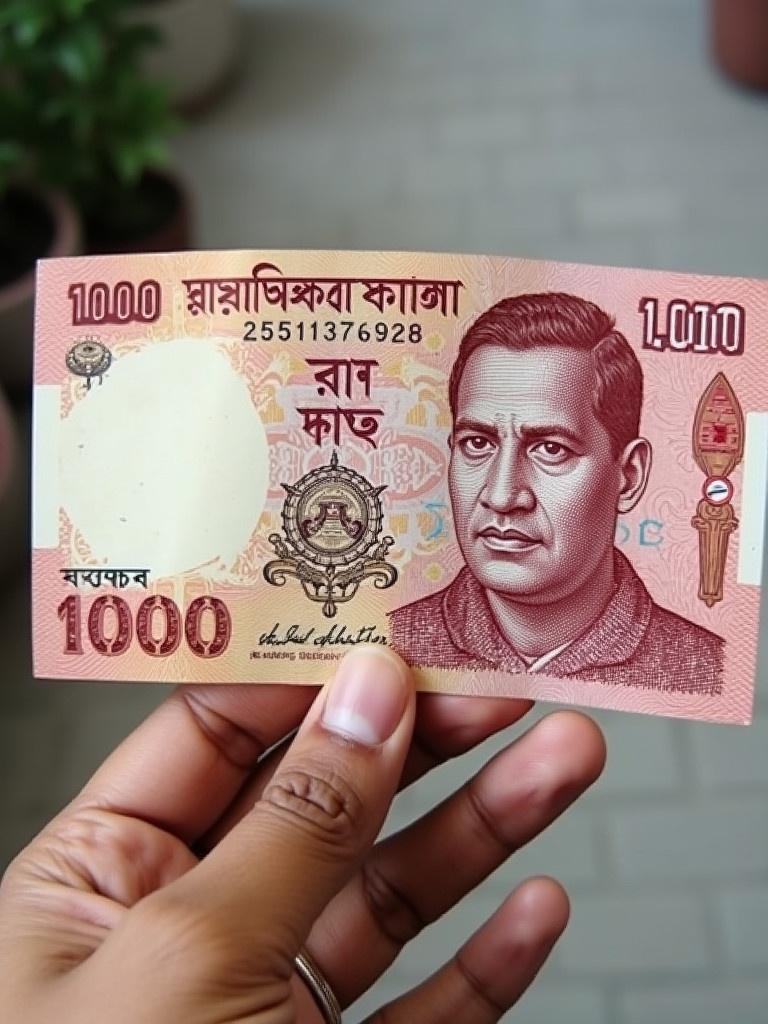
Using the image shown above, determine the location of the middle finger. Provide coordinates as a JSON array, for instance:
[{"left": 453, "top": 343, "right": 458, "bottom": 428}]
[{"left": 310, "top": 710, "right": 605, "bottom": 1006}]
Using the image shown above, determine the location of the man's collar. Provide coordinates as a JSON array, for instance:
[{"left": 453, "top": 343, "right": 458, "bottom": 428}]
[{"left": 440, "top": 550, "right": 653, "bottom": 674}]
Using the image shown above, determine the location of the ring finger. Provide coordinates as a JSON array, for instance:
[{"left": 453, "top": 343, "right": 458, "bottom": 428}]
[{"left": 363, "top": 877, "right": 569, "bottom": 1023}]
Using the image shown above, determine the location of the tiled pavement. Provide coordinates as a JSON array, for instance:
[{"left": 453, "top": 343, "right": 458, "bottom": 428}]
[{"left": 2, "top": 1, "right": 768, "bottom": 1021}]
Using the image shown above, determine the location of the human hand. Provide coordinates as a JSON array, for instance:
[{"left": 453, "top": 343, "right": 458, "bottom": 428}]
[{"left": 0, "top": 646, "right": 605, "bottom": 1022}]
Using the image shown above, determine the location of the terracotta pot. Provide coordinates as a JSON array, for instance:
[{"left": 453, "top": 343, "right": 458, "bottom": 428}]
[
  {"left": 132, "top": 0, "right": 240, "bottom": 113},
  {"left": 712, "top": 0, "right": 768, "bottom": 90},
  {"left": 85, "top": 168, "right": 192, "bottom": 255},
  {"left": 0, "top": 384, "right": 15, "bottom": 501},
  {"left": 0, "top": 188, "right": 80, "bottom": 393},
  {"left": 0, "top": 387, "right": 27, "bottom": 582}
]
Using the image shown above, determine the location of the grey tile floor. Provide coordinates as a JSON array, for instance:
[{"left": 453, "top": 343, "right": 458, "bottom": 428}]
[{"left": 3, "top": 1, "right": 768, "bottom": 1021}]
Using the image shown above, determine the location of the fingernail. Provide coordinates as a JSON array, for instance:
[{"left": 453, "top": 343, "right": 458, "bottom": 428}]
[{"left": 322, "top": 646, "right": 408, "bottom": 746}]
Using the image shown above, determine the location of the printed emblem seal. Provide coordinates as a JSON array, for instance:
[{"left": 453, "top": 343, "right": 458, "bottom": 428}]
[
  {"left": 66, "top": 337, "right": 112, "bottom": 388},
  {"left": 264, "top": 452, "right": 398, "bottom": 617}
]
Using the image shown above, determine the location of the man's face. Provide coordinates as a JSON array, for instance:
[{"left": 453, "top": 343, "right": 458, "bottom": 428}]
[{"left": 449, "top": 344, "right": 625, "bottom": 604}]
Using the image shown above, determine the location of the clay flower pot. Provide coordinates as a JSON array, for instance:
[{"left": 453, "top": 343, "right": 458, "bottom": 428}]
[
  {"left": 84, "top": 168, "right": 192, "bottom": 256},
  {"left": 132, "top": 0, "right": 240, "bottom": 113},
  {"left": 712, "top": 0, "right": 768, "bottom": 90},
  {"left": 0, "top": 384, "right": 26, "bottom": 581},
  {"left": 0, "top": 187, "right": 80, "bottom": 392}
]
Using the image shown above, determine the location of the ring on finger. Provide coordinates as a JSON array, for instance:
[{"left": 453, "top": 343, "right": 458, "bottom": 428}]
[{"left": 295, "top": 949, "right": 342, "bottom": 1023}]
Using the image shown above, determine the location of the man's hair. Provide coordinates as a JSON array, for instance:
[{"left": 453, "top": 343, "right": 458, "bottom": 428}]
[{"left": 448, "top": 292, "right": 643, "bottom": 457}]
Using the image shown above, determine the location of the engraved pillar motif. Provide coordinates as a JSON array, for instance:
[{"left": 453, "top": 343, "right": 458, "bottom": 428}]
[{"left": 691, "top": 373, "right": 745, "bottom": 607}]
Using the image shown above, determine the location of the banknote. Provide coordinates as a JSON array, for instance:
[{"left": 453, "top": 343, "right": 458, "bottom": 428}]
[{"left": 31, "top": 250, "right": 768, "bottom": 724}]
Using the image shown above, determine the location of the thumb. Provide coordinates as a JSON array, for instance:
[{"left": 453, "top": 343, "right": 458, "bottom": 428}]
[{"left": 152, "top": 645, "right": 413, "bottom": 974}]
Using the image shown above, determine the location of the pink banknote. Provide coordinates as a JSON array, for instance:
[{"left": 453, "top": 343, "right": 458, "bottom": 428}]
[{"left": 32, "top": 251, "right": 768, "bottom": 723}]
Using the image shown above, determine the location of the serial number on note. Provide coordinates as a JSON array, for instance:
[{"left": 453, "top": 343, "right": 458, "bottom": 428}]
[{"left": 242, "top": 319, "right": 425, "bottom": 345}]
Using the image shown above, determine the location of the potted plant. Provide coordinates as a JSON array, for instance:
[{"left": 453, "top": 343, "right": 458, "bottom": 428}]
[
  {"left": 0, "top": 168, "right": 80, "bottom": 391},
  {"left": 712, "top": 0, "right": 768, "bottom": 90},
  {"left": 0, "top": 0, "right": 190, "bottom": 258},
  {"left": 131, "top": 0, "right": 240, "bottom": 113}
]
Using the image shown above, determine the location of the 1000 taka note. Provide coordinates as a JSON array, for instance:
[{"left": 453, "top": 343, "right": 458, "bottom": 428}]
[{"left": 32, "top": 250, "right": 768, "bottom": 724}]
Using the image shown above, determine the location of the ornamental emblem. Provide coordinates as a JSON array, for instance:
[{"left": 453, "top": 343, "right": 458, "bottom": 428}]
[
  {"left": 263, "top": 452, "right": 398, "bottom": 617},
  {"left": 66, "top": 337, "right": 112, "bottom": 388},
  {"left": 691, "top": 373, "right": 744, "bottom": 607}
]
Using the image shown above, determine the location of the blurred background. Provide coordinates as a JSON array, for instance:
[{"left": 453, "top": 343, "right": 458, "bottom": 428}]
[{"left": 2, "top": 1, "right": 768, "bottom": 1021}]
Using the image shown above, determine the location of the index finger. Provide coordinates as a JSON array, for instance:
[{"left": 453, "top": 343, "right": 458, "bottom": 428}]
[
  {"left": 73, "top": 683, "right": 315, "bottom": 843},
  {"left": 196, "top": 691, "right": 533, "bottom": 851}
]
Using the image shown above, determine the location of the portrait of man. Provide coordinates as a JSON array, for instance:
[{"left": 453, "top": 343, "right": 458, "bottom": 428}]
[{"left": 389, "top": 292, "right": 723, "bottom": 694}]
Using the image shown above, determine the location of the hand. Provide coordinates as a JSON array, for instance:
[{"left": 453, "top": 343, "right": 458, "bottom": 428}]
[{"left": 0, "top": 646, "right": 605, "bottom": 1023}]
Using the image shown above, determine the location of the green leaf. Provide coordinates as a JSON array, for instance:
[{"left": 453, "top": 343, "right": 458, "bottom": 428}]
[
  {"left": 56, "top": 23, "right": 105, "bottom": 82},
  {"left": 61, "top": 0, "right": 97, "bottom": 17},
  {"left": 0, "top": 1, "right": 41, "bottom": 34},
  {"left": 12, "top": 11, "right": 47, "bottom": 46},
  {"left": 0, "top": 0, "right": 176, "bottom": 203},
  {"left": 0, "top": 140, "right": 24, "bottom": 165},
  {"left": 114, "top": 22, "right": 163, "bottom": 55}
]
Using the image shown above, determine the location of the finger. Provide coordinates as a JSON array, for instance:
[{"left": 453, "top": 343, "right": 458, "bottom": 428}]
[
  {"left": 363, "top": 877, "right": 569, "bottom": 1023},
  {"left": 74, "top": 683, "right": 315, "bottom": 843},
  {"left": 312, "top": 711, "right": 605, "bottom": 1004},
  {"left": 118, "top": 646, "right": 416, "bottom": 980},
  {"left": 406, "top": 692, "right": 534, "bottom": 780},
  {"left": 197, "top": 692, "right": 533, "bottom": 852}
]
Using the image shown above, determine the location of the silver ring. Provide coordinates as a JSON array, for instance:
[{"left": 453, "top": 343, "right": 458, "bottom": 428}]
[{"left": 294, "top": 949, "right": 342, "bottom": 1023}]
